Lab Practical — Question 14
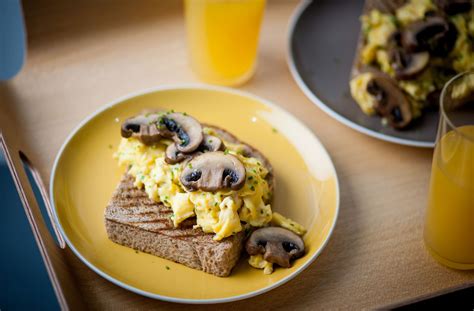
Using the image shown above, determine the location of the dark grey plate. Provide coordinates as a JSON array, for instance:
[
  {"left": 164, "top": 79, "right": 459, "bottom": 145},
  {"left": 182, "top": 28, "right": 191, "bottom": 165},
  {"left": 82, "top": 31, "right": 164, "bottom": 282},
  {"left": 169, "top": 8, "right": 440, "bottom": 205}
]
[{"left": 287, "top": 0, "right": 437, "bottom": 148}]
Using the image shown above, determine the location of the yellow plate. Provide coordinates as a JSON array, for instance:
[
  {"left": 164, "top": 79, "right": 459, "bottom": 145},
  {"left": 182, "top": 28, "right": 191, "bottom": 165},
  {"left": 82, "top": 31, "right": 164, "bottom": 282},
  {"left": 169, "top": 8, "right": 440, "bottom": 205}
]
[{"left": 50, "top": 85, "right": 340, "bottom": 303}]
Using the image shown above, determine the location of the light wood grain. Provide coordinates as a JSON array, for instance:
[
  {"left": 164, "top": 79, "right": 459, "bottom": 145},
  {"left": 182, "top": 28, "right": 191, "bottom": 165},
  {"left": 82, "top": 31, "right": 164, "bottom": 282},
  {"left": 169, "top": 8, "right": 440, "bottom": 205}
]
[{"left": 1, "top": 0, "right": 473, "bottom": 309}]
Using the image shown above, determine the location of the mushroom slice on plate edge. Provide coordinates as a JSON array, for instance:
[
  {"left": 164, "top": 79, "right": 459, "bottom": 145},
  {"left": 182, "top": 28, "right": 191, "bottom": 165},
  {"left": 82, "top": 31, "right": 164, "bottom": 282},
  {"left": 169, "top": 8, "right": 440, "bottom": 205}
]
[{"left": 246, "top": 227, "right": 305, "bottom": 268}]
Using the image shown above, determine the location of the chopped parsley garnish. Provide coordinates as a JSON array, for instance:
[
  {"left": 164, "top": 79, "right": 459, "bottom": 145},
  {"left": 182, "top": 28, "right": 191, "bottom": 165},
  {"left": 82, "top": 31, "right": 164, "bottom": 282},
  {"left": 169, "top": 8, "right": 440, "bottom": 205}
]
[
  {"left": 248, "top": 176, "right": 253, "bottom": 180},
  {"left": 135, "top": 250, "right": 139, "bottom": 254},
  {"left": 250, "top": 185, "right": 255, "bottom": 191},
  {"left": 188, "top": 163, "right": 193, "bottom": 169},
  {"left": 272, "top": 128, "right": 278, "bottom": 133},
  {"left": 165, "top": 266, "right": 170, "bottom": 270}
]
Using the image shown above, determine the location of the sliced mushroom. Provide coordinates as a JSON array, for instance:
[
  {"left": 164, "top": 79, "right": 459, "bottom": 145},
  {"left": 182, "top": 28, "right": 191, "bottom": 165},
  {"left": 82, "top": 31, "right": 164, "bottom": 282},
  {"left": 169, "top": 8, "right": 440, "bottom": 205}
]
[
  {"left": 246, "top": 227, "right": 305, "bottom": 268},
  {"left": 121, "top": 113, "right": 163, "bottom": 145},
  {"left": 401, "top": 16, "right": 457, "bottom": 56},
  {"left": 165, "top": 134, "right": 224, "bottom": 164},
  {"left": 435, "top": 0, "right": 472, "bottom": 15},
  {"left": 165, "top": 143, "right": 191, "bottom": 164},
  {"left": 200, "top": 134, "right": 225, "bottom": 153},
  {"left": 389, "top": 49, "right": 430, "bottom": 80},
  {"left": 366, "top": 74, "right": 413, "bottom": 129},
  {"left": 180, "top": 151, "right": 245, "bottom": 192},
  {"left": 159, "top": 113, "right": 203, "bottom": 153}
]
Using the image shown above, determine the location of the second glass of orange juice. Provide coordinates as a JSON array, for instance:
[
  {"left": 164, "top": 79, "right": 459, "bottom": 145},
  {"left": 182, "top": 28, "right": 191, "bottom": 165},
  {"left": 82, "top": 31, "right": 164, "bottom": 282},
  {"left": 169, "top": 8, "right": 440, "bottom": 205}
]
[
  {"left": 424, "top": 71, "right": 474, "bottom": 270},
  {"left": 184, "top": 0, "right": 266, "bottom": 86}
]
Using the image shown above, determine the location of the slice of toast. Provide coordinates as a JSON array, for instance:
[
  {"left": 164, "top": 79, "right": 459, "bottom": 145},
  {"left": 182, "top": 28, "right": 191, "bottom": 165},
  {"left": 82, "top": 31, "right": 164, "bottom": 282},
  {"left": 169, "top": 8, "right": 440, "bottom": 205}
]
[{"left": 105, "top": 125, "right": 274, "bottom": 277}]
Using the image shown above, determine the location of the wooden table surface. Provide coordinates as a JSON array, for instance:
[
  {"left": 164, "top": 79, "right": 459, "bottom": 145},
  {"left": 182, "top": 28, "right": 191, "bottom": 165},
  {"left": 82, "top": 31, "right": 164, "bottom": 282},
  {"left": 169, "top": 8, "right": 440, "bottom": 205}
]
[{"left": 1, "top": 0, "right": 473, "bottom": 309}]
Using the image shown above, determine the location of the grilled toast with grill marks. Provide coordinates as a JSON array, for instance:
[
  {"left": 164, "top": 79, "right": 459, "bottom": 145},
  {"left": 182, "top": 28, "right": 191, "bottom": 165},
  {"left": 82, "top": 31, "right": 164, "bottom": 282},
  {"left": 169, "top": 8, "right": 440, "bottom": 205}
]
[{"left": 105, "top": 125, "right": 274, "bottom": 277}]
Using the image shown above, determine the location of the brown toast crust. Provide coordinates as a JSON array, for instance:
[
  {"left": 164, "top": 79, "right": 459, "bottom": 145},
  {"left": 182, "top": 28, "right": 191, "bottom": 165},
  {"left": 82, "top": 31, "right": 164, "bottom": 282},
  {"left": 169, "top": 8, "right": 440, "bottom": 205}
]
[
  {"left": 105, "top": 174, "right": 245, "bottom": 277},
  {"left": 105, "top": 125, "right": 273, "bottom": 277}
]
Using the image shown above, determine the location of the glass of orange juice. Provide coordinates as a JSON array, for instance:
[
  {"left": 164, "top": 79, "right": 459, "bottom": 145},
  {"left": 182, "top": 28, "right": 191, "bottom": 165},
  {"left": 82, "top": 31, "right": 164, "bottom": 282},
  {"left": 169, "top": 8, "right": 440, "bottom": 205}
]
[
  {"left": 424, "top": 71, "right": 474, "bottom": 270},
  {"left": 184, "top": 0, "right": 266, "bottom": 86}
]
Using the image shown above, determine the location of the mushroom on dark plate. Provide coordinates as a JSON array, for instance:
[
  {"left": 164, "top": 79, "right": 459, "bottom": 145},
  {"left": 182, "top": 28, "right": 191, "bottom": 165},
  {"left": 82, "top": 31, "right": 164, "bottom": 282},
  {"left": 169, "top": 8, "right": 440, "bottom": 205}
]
[
  {"left": 435, "top": 0, "right": 472, "bottom": 15},
  {"left": 387, "top": 31, "right": 430, "bottom": 80},
  {"left": 350, "top": 0, "right": 472, "bottom": 131},
  {"left": 246, "top": 227, "right": 305, "bottom": 268},
  {"left": 389, "top": 49, "right": 430, "bottom": 80},
  {"left": 366, "top": 74, "right": 413, "bottom": 129},
  {"left": 180, "top": 151, "right": 245, "bottom": 192},
  {"left": 401, "top": 16, "right": 458, "bottom": 57},
  {"left": 165, "top": 134, "right": 224, "bottom": 164}
]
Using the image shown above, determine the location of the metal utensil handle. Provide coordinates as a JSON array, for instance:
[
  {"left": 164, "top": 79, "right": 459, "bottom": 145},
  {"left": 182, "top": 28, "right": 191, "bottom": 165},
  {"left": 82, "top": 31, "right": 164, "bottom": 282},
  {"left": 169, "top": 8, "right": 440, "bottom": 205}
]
[
  {"left": 19, "top": 151, "right": 66, "bottom": 248},
  {"left": 0, "top": 132, "right": 80, "bottom": 310}
]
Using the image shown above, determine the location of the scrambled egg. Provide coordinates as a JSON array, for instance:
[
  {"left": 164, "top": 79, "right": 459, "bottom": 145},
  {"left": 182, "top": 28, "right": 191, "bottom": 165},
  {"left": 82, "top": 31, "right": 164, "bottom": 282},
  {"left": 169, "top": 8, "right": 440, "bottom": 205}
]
[
  {"left": 249, "top": 254, "right": 274, "bottom": 275},
  {"left": 271, "top": 212, "right": 307, "bottom": 236},
  {"left": 360, "top": 10, "right": 397, "bottom": 65},
  {"left": 352, "top": 0, "right": 474, "bottom": 120},
  {"left": 450, "top": 14, "right": 474, "bottom": 72},
  {"left": 115, "top": 127, "right": 304, "bottom": 243},
  {"left": 451, "top": 73, "right": 474, "bottom": 100},
  {"left": 350, "top": 72, "right": 378, "bottom": 115},
  {"left": 396, "top": 0, "right": 435, "bottom": 26}
]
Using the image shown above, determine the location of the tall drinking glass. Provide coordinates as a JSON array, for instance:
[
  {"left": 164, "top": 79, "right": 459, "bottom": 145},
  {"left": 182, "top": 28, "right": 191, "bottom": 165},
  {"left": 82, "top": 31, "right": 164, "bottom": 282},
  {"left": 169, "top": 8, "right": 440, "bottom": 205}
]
[
  {"left": 424, "top": 71, "right": 474, "bottom": 270},
  {"left": 184, "top": 0, "right": 266, "bottom": 86}
]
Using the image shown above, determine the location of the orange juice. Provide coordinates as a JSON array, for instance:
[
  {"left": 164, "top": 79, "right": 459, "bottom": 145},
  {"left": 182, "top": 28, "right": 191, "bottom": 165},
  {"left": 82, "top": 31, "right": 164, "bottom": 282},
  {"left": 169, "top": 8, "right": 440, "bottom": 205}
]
[
  {"left": 424, "top": 126, "right": 474, "bottom": 269},
  {"left": 184, "top": 0, "right": 266, "bottom": 86}
]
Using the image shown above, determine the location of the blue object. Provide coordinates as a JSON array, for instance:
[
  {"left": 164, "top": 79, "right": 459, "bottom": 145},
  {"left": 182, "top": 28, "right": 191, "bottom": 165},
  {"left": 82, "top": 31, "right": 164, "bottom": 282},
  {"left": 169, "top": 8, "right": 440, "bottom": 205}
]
[
  {"left": 0, "top": 151, "right": 59, "bottom": 310},
  {"left": 0, "top": 0, "right": 26, "bottom": 80}
]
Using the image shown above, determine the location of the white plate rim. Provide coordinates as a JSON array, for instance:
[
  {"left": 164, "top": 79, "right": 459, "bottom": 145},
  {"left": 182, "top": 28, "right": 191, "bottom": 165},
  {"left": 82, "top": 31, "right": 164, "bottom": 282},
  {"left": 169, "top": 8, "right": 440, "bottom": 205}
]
[
  {"left": 286, "top": 0, "right": 435, "bottom": 148},
  {"left": 49, "top": 83, "right": 341, "bottom": 304}
]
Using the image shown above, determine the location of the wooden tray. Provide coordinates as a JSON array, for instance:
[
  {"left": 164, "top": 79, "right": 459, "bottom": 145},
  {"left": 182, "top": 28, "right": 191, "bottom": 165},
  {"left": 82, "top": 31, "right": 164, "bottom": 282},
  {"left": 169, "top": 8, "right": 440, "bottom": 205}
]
[{"left": 1, "top": 0, "right": 473, "bottom": 309}]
